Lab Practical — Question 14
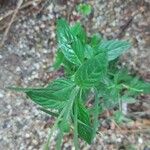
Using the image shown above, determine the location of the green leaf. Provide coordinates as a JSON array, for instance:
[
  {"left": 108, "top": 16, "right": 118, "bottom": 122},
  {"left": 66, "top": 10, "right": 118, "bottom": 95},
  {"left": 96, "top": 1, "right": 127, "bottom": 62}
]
[
  {"left": 70, "top": 22, "right": 87, "bottom": 43},
  {"left": 57, "top": 19, "right": 84, "bottom": 65},
  {"left": 112, "top": 111, "right": 131, "bottom": 124},
  {"left": 77, "top": 3, "right": 92, "bottom": 16},
  {"left": 121, "top": 96, "right": 136, "bottom": 104},
  {"left": 39, "top": 107, "right": 59, "bottom": 117},
  {"left": 77, "top": 101, "right": 93, "bottom": 144},
  {"left": 124, "top": 78, "right": 150, "bottom": 96},
  {"left": 137, "top": 81, "right": 150, "bottom": 94},
  {"left": 53, "top": 50, "right": 64, "bottom": 70},
  {"left": 96, "top": 78, "right": 120, "bottom": 108},
  {"left": 75, "top": 51, "right": 108, "bottom": 88},
  {"left": 58, "top": 86, "right": 79, "bottom": 134},
  {"left": 63, "top": 59, "right": 76, "bottom": 75},
  {"left": 111, "top": 69, "right": 133, "bottom": 84},
  {"left": 84, "top": 44, "right": 94, "bottom": 59},
  {"left": 112, "top": 70, "right": 150, "bottom": 95},
  {"left": 9, "top": 79, "right": 75, "bottom": 110},
  {"left": 58, "top": 120, "right": 70, "bottom": 133},
  {"left": 90, "top": 33, "right": 102, "bottom": 48},
  {"left": 100, "top": 40, "right": 131, "bottom": 61},
  {"left": 44, "top": 86, "right": 80, "bottom": 149},
  {"left": 70, "top": 22, "right": 82, "bottom": 36}
]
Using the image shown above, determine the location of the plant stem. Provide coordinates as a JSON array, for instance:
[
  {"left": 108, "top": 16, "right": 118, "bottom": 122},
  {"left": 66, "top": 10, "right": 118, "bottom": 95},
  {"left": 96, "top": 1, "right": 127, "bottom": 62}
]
[
  {"left": 74, "top": 100, "right": 79, "bottom": 150},
  {"left": 122, "top": 84, "right": 143, "bottom": 92},
  {"left": 56, "top": 130, "right": 63, "bottom": 150},
  {"left": 44, "top": 106, "right": 66, "bottom": 150},
  {"left": 118, "top": 93, "right": 122, "bottom": 112},
  {"left": 92, "top": 88, "right": 99, "bottom": 139}
]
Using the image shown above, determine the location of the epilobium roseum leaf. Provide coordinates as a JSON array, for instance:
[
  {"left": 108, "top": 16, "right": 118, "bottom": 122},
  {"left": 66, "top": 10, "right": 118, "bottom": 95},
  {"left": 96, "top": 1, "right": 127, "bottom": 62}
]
[
  {"left": 100, "top": 40, "right": 131, "bottom": 61},
  {"left": 76, "top": 101, "right": 93, "bottom": 144},
  {"left": 90, "top": 33, "right": 102, "bottom": 48},
  {"left": 10, "top": 79, "right": 75, "bottom": 110},
  {"left": 84, "top": 44, "right": 94, "bottom": 59},
  {"left": 57, "top": 19, "right": 84, "bottom": 65},
  {"left": 75, "top": 51, "right": 108, "bottom": 88},
  {"left": 53, "top": 50, "right": 64, "bottom": 70},
  {"left": 70, "top": 22, "right": 87, "bottom": 43},
  {"left": 76, "top": 3, "right": 92, "bottom": 16}
]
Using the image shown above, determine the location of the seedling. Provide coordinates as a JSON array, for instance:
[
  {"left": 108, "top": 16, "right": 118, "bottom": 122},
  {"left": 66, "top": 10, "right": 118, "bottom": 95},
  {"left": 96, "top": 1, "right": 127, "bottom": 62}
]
[
  {"left": 9, "top": 19, "right": 150, "bottom": 149},
  {"left": 76, "top": 3, "right": 92, "bottom": 16}
]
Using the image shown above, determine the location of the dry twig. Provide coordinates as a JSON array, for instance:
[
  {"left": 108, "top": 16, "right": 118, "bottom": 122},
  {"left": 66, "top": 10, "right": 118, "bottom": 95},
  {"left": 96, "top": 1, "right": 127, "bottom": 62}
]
[
  {"left": 0, "top": 0, "right": 43, "bottom": 22},
  {"left": 0, "top": 0, "right": 23, "bottom": 47},
  {"left": 0, "top": 0, "right": 45, "bottom": 34}
]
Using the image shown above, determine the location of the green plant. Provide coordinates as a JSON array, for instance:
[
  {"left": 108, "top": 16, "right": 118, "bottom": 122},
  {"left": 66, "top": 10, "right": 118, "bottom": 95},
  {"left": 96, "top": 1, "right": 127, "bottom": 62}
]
[
  {"left": 76, "top": 3, "right": 92, "bottom": 16},
  {"left": 9, "top": 19, "right": 150, "bottom": 149}
]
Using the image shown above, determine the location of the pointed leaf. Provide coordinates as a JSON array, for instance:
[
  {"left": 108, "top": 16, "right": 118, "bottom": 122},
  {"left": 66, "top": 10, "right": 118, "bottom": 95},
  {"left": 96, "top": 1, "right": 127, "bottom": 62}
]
[
  {"left": 57, "top": 19, "right": 84, "bottom": 65},
  {"left": 100, "top": 40, "right": 131, "bottom": 61},
  {"left": 90, "top": 33, "right": 102, "bottom": 48},
  {"left": 70, "top": 22, "right": 87, "bottom": 43},
  {"left": 53, "top": 50, "right": 64, "bottom": 70},
  {"left": 58, "top": 120, "right": 70, "bottom": 133},
  {"left": 75, "top": 51, "right": 108, "bottom": 88},
  {"left": 84, "top": 44, "right": 94, "bottom": 59},
  {"left": 77, "top": 101, "right": 93, "bottom": 144},
  {"left": 9, "top": 79, "right": 75, "bottom": 110},
  {"left": 76, "top": 3, "right": 92, "bottom": 16}
]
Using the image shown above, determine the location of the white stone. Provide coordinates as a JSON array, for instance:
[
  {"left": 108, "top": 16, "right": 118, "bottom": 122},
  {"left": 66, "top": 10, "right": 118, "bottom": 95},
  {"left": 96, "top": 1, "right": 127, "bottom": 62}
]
[
  {"left": 25, "top": 133, "right": 30, "bottom": 138},
  {"left": 0, "top": 92, "right": 4, "bottom": 98},
  {"left": 138, "top": 137, "right": 143, "bottom": 144},
  {"left": 16, "top": 66, "right": 21, "bottom": 72},
  {"left": 116, "top": 138, "right": 122, "bottom": 142},
  {"left": 47, "top": 3, "right": 53, "bottom": 12}
]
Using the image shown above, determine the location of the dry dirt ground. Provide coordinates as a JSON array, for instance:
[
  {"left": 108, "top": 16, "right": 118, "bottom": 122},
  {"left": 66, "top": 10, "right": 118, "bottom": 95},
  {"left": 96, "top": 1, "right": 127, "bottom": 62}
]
[{"left": 0, "top": 0, "right": 150, "bottom": 150}]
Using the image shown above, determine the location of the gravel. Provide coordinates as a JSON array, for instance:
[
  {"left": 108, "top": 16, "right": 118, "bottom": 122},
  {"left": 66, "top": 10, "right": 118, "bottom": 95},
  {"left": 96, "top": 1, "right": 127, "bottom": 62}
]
[{"left": 0, "top": 0, "right": 150, "bottom": 149}]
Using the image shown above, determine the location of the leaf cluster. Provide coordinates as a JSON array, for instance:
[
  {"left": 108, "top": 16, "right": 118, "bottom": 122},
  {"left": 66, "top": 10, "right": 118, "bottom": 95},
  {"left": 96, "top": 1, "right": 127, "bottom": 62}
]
[
  {"left": 9, "top": 19, "right": 150, "bottom": 149},
  {"left": 76, "top": 3, "right": 92, "bottom": 16}
]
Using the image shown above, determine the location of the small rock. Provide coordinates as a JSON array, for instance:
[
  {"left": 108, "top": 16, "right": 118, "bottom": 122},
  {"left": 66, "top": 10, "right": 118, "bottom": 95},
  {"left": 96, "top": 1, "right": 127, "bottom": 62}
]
[
  {"left": 32, "top": 139, "right": 38, "bottom": 145},
  {"left": 0, "top": 92, "right": 4, "bottom": 98},
  {"left": 16, "top": 66, "right": 21, "bottom": 72},
  {"left": 40, "top": 24, "right": 46, "bottom": 29},
  {"left": 34, "top": 26, "right": 40, "bottom": 32},
  {"left": 138, "top": 137, "right": 143, "bottom": 144},
  {"left": 25, "top": 133, "right": 30, "bottom": 138},
  {"left": 47, "top": 3, "right": 53, "bottom": 12},
  {"left": 116, "top": 138, "right": 122, "bottom": 143}
]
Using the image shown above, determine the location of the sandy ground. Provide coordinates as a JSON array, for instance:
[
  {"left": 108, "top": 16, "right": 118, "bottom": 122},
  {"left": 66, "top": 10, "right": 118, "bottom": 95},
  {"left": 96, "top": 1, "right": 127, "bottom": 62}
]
[{"left": 0, "top": 0, "right": 150, "bottom": 149}]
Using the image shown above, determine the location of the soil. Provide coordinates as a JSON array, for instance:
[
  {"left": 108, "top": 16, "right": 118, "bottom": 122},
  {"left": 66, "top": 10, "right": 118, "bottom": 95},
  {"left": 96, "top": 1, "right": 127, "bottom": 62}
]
[{"left": 0, "top": 0, "right": 150, "bottom": 150}]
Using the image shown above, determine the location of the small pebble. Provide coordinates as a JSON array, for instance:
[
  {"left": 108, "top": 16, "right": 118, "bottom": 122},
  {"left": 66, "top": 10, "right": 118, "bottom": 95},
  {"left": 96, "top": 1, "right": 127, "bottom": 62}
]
[
  {"left": 138, "top": 137, "right": 143, "bottom": 144},
  {"left": 25, "top": 133, "right": 30, "bottom": 138},
  {"left": 0, "top": 92, "right": 4, "bottom": 98},
  {"left": 16, "top": 66, "right": 21, "bottom": 72}
]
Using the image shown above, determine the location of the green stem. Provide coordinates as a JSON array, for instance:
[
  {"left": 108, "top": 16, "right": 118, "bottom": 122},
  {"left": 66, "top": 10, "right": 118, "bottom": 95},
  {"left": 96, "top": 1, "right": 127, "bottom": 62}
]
[
  {"left": 122, "top": 84, "right": 143, "bottom": 92},
  {"left": 44, "top": 106, "right": 66, "bottom": 150},
  {"left": 56, "top": 130, "right": 63, "bottom": 150},
  {"left": 118, "top": 93, "right": 122, "bottom": 112},
  {"left": 92, "top": 88, "right": 99, "bottom": 139},
  {"left": 74, "top": 100, "right": 79, "bottom": 150}
]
